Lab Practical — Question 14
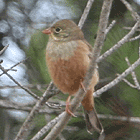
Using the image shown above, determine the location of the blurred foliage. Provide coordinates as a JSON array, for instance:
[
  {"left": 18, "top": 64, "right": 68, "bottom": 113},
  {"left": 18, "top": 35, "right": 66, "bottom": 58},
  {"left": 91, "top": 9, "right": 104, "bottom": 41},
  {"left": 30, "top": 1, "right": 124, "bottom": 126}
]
[{"left": 25, "top": 30, "right": 51, "bottom": 84}]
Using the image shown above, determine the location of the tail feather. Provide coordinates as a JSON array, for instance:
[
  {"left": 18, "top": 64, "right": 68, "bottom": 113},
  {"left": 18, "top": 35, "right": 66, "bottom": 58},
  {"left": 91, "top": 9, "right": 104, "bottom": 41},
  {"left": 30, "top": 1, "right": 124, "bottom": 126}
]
[
  {"left": 84, "top": 107, "right": 104, "bottom": 134},
  {"left": 81, "top": 89, "right": 104, "bottom": 134}
]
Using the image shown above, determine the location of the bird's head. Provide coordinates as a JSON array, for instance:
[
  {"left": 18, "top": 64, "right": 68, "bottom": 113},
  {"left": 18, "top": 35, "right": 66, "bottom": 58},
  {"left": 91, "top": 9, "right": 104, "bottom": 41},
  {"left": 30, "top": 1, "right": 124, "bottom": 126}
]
[{"left": 42, "top": 19, "right": 84, "bottom": 42}]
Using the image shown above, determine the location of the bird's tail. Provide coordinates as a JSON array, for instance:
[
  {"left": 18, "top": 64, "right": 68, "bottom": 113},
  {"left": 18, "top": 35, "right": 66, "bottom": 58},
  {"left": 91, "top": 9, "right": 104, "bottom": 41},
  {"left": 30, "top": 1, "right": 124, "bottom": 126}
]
[
  {"left": 83, "top": 107, "right": 104, "bottom": 134},
  {"left": 81, "top": 89, "right": 104, "bottom": 134}
]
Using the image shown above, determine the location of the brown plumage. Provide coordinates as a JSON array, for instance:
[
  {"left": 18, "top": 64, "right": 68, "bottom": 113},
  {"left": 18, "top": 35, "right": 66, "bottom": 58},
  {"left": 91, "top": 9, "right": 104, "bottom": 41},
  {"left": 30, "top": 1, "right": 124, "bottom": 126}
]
[{"left": 42, "top": 19, "right": 103, "bottom": 134}]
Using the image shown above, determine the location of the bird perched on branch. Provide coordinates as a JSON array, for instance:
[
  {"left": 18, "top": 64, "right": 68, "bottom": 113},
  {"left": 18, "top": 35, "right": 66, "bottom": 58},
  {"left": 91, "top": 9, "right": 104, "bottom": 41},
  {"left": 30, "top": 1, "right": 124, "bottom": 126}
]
[{"left": 42, "top": 19, "right": 103, "bottom": 134}]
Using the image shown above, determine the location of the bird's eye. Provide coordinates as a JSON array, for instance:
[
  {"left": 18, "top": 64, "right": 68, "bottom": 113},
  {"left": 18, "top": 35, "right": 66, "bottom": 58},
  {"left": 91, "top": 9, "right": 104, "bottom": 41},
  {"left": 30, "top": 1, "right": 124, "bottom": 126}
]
[{"left": 55, "top": 27, "right": 61, "bottom": 33}]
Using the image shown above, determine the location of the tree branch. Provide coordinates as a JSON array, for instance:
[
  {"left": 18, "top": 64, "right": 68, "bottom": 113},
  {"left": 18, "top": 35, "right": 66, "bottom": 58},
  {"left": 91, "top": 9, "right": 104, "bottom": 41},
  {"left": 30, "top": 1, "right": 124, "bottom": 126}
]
[
  {"left": 0, "top": 64, "right": 39, "bottom": 100},
  {"left": 98, "top": 114, "right": 140, "bottom": 124},
  {"left": 116, "top": 57, "right": 140, "bottom": 90},
  {"left": 94, "top": 57, "right": 140, "bottom": 97},
  {"left": 14, "top": 82, "right": 54, "bottom": 140},
  {"left": 105, "top": 20, "right": 116, "bottom": 35},
  {"left": 78, "top": 0, "right": 95, "bottom": 29},
  {"left": 98, "top": 20, "right": 140, "bottom": 63},
  {"left": 31, "top": 112, "right": 65, "bottom": 140},
  {"left": 0, "top": 58, "right": 27, "bottom": 76},
  {"left": 125, "top": 57, "right": 140, "bottom": 87},
  {"left": 120, "top": 0, "right": 140, "bottom": 20}
]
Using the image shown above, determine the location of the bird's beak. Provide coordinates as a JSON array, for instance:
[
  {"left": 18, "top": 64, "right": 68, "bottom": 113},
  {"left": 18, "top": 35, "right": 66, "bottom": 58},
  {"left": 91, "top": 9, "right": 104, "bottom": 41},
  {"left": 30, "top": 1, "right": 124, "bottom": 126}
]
[{"left": 42, "top": 28, "right": 51, "bottom": 35}]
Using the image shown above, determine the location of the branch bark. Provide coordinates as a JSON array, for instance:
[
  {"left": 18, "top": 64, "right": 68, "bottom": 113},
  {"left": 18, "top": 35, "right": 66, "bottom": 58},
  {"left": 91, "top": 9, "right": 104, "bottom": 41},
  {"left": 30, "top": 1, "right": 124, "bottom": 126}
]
[
  {"left": 78, "top": 0, "right": 95, "bottom": 29},
  {"left": 14, "top": 82, "right": 54, "bottom": 140},
  {"left": 98, "top": 20, "right": 140, "bottom": 63}
]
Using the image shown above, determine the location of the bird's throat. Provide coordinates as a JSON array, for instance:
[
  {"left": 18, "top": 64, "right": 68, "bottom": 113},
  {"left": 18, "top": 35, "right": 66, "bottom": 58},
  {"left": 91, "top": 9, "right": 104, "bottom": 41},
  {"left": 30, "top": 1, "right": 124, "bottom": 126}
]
[{"left": 46, "top": 39, "right": 78, "bottom": 60}]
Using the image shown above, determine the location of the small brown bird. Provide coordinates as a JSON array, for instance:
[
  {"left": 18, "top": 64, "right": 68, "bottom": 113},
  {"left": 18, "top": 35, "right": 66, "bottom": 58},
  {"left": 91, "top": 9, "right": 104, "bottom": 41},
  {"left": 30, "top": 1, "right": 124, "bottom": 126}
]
[{"left": 42, "top": 19, "right": 103, "bottom": 134}]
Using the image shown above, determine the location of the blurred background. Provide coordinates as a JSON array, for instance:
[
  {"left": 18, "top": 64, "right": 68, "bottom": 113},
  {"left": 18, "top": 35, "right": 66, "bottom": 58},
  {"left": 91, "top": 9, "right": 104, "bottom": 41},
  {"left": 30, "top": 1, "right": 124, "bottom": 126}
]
[{"left": 0, "top": 0, "right": 140, "bottom": 139}]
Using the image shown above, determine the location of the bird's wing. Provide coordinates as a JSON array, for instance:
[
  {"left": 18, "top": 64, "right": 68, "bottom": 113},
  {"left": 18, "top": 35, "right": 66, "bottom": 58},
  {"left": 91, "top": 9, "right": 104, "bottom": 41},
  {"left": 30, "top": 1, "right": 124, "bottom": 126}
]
[
  {"left": 82, "top": 39, "right": 93, "bottom": 60},
  {"left": 82, "top": 39, "right": 98, "bottom": 69},
  {"left": 83, "top": 39, "right": 92, "bottom": 52}
]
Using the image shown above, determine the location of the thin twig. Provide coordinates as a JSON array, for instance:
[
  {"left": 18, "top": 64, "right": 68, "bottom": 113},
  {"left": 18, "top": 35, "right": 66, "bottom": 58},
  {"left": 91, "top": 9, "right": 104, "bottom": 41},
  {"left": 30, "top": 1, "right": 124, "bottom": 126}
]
[
  {"left": 0, "top": 58, "right": 27, "bottom": 77},
  {"left": 125, "top": 57, "right": 140, "bottom": 88},
  {"left": 31, "top": 112, "right": 65, "bottom": 140},
  {"left": 78, "top": 0, "right": 95, "bottom": 29},
  {"left": 120, "top": 0, "right": 140, "bottom": 20},
  {"left": 0, "top": 64, "right": 39, "bottom": 99},
  {"left": 94, "top": 57, "right": 140, "bottom": 97},
  {"left": 0, "top": 99, "right": 62, "bottom": 114},
  {"left": 116, "top": 57, "right": 140, "bottom": 90},
  {"left": 30, "top": 112, "right": 140, "bottom": 140},
  {"left": 116, "top": 74, "right": 138, "bottom": 89},
  {"left": 123, "top": 27, "right": 140, "bottom": 32},
  {"left": 128, "top": 34, "right": 140, "bottom": 42},
  {"left": 0, "top": 84, "right": 47, "bottom": 89},
  {"left": 98, "top": 20, "right": 140, "bottom": 63},
  {"left": 98, "top": 114, "right": 140, "bottom": 124},
  {"left": 14, "top": 82, "right": 54, "bottom": 140},
  {"left": 98, "top": 0, "right": 140, "bottom": 63},
  {"left": 0, "top": 44, "right": 9, "bottom": 55},
  {"left": 0, "top": 99, "right": 35, "bottom": 111},
  {"left": 0, "top": 63, "right": 60, "bottom": 109},
  {"left": 105, "top": 20, "right": 116, "bottom": 35}
]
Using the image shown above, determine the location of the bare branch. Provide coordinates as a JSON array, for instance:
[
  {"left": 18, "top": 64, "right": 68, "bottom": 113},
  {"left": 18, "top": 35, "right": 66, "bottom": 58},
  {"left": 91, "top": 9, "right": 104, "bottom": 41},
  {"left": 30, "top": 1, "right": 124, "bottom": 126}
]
[
  {"left": 0, "top": 63, "right": 60, "bottom": 110},
  {"left": 98, "top": 20, "right": 140, "bottom": 63},
  {"left": 0, "top": 99, "right": 34, "bottom": 111},
  {"left": 0, "top": 58, "right": 27, "bottom": 77},
  {"left": 0, "top": 64, "right": 39, "bottom": 99},
  {"left": 0, "top": 84, "right": 47, "bottom": 89},
  {"left": 31, "top": 112, "right": 65, "bottom": 140},
  {"left": 116, "top": 57, "right": 140, "bottom": 90},
  {"left": 31, "top": 112, "right": 140, "bottom": 140},
  {"left": 116, "top": 74, "right": 138, "bottom": 89},
  {"left": 128, "top": 34, "right": 140, "bottom": 42},
  {"left": 0, "top": 44, "right": 9, "bottom": 56},
  {"left": 120, "top": 0, "right": 140, "bottom": 20},
  {"left": 98, "top": 114, "right": 140, "bottom": 124},
  {"left": 125, "top": 57, "right": 140, "bottom": 87},
  {"left": 105, "top": 20, "right": 116, "bottom": 35},
  {"left": 94, "top": 57, "right": 140, "bottom": 97},
  {"left": 78, "top": 0, "right": 95, "bottom": 29},
  {"left": 0, "top": 99, "right": 61, "bottom": 114},
  {"left": 14, "top": 82, "right": 54, "bottom": 140},
  {"left": 123, "top": 27, "right": 140, "bottom": 32}
]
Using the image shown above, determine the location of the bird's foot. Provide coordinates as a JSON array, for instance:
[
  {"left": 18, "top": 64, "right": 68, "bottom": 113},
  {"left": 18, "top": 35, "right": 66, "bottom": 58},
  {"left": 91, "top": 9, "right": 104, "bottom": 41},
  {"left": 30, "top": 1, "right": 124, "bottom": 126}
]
[
  {"left": 80, "top": 82, "right": 86, "bottom": 93},
  {"left": 65, "top": 96, "right": 77, "bottom": 117}
]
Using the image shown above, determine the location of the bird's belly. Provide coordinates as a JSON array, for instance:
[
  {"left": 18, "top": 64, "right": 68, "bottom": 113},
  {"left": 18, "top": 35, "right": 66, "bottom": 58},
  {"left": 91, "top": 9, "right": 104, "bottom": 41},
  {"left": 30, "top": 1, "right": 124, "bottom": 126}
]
[
  {"left": 46, "top": 42, "right": 90, "bottom": 95},
  {"left": 47, "top": 57, "right": 87, "bottom": 95}
]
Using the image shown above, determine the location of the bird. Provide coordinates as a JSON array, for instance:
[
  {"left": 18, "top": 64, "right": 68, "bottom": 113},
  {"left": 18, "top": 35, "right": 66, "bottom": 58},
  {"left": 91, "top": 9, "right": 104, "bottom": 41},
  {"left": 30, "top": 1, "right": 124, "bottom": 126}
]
[{"left": 42, "top": 19, "right": 103, "bottom": 134}]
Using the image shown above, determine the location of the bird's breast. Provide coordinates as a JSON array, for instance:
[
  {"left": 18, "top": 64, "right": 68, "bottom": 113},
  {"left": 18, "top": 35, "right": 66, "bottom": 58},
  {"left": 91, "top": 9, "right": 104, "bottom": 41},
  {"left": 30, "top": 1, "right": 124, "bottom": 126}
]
[
  {"left": 46, "top": 40, "right": 90, "bottom": 95},
  {"left": 46, "top": 40, "right": 78, "bottom": 60}
]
